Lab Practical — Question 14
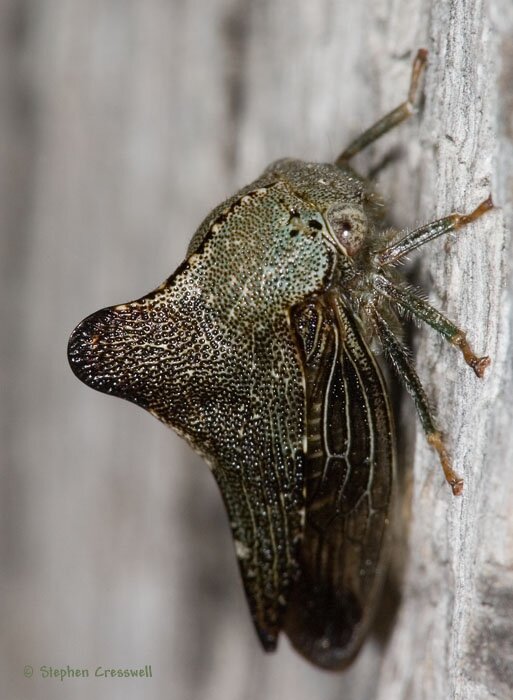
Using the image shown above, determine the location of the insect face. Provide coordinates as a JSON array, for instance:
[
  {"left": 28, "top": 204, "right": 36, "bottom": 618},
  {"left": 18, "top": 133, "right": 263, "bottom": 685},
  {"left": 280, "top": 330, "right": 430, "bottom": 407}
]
[{"left": 325, "top": 202, "right": 369, "bottom": 257}]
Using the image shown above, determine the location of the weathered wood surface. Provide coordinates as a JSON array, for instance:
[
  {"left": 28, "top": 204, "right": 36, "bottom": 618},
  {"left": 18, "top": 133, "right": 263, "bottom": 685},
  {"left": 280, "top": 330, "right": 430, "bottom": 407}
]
[{"left": 1, "top": 1, "right": 511, "bottom": 699}]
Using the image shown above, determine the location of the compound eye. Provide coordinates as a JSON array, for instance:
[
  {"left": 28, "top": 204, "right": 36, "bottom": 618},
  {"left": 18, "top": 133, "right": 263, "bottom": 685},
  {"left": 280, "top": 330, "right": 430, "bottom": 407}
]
[{"left": 326, "top": 204, "right": 367, "bottom": 256}]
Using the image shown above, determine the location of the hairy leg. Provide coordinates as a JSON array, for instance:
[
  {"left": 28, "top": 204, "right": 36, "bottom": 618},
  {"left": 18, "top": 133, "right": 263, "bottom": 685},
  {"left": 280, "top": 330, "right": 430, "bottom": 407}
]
[{"left": 370, "top": 306, "right": 464, "bottom": 495}]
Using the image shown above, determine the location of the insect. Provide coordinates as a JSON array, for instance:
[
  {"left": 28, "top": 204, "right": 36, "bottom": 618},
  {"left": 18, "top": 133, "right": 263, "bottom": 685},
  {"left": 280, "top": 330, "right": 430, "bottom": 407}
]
[{"left": 68, "top": 49, "right": 492, "bottom": 670}]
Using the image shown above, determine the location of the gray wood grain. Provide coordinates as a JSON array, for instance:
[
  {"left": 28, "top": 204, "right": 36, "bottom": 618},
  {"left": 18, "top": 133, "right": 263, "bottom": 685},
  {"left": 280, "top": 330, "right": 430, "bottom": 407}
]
[{"left": 1, "top": 1, "right": 511, "bottom": 699}]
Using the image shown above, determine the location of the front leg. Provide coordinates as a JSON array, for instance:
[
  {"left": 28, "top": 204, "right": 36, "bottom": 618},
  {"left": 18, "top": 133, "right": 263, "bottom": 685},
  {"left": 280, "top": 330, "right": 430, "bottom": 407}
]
[
  {"left": 335, "top": 48, "right": 428, "bottom": 165},
  {"left": 375, "top": 196, "right": 493, "bottom": 266}
]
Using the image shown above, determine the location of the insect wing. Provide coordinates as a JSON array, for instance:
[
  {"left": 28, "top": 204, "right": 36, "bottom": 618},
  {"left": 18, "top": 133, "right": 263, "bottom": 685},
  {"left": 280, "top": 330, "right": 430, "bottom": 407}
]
[{"left": 284, "top": 292, "right": 395, "bottom": 669}]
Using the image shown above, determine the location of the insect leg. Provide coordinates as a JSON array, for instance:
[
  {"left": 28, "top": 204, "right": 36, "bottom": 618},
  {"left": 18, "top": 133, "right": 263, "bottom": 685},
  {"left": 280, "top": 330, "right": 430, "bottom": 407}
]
[
  {"left": 376, "top": 196, "right": 493, "bottom": 266},
  {"left": 370, "top": 306, "right": 464, "bottom": 495},
  {"left": 335, "top": 48, "right": 427, "bottom": 165},
  {"left": 372, "top": 275, "right": 490, "bottom": 378}
]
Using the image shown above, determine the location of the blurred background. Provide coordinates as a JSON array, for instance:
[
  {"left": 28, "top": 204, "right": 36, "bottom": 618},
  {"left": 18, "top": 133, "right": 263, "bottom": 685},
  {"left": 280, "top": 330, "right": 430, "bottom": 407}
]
[{"left": 1, "top": 1, "right": 511, "bottom": 699}]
